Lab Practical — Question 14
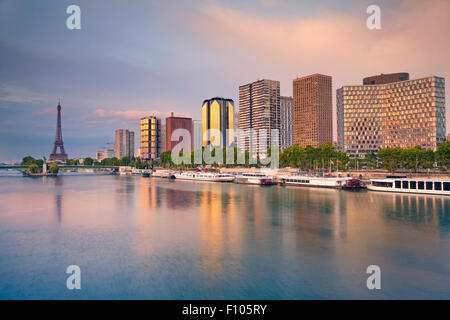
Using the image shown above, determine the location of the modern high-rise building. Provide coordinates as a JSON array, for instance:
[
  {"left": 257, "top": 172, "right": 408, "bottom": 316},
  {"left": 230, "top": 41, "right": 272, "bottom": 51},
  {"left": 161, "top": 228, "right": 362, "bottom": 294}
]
[
  {"left": 96, "top": 151, "right": 105, "bottom": 161},
  {"left": 201, "top": 97, "right": 234, "bottom": 147},
  {"left": 234, "top": 111, "right": 240, "bottom": 146},
  {"left": 280, "top": 96, "right": 293, "bottom": 150},
  {"left": 160, "top": 124, "right": 166, "bottom": 154},
  {"left": 292, "top": 74, "right": 332, "bottom": 148},
  {"left": 114, "top": 129, "right": 134, "bottom": 158},
  {"left": 193, "top": 120, "right": 202, "bottom": 150},
  {"left": 105, "top": 148, "right": 114, "bottom": 158},
  {"left": 140, "top": 116, "right": 161, "bottom": 160},
  {"left": 337, "top": 75, "right": 446, "bottom": 157},
  {"left": 238, "top": 79, "right": 280, "bottom": 153},
  {"left": 165, "top": 112, "right": 193, "bottom": 151}
]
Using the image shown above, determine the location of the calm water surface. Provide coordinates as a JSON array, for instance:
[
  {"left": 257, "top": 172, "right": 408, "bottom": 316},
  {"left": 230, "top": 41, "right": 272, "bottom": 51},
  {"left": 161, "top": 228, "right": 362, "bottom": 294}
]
[{"left": 0, "top": 174, "right": 449, "bottom": 299}]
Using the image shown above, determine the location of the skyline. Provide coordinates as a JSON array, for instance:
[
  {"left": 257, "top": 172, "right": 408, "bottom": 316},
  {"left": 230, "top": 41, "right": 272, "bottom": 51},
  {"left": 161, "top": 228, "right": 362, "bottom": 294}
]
[{"left": 0, "top": 0, "right": 449, "bottom": 161}]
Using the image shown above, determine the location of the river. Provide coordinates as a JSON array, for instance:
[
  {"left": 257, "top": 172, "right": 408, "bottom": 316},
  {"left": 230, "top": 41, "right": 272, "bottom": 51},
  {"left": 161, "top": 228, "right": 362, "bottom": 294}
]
[{"left": 0, "top": 174, "right": 448, "bottom": 299}]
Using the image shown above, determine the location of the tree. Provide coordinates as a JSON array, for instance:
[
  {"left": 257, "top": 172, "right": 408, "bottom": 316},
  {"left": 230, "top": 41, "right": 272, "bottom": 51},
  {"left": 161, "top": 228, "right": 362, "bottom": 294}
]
[
  {"left": 48, "top": 163, "right": 59, "bottom": 173},
  {"left": 28, "top": 163, "right": 39, "bottom": 173},
  {"left": 378, "top": 147, "right": 402, "bottom": 172},
  {"left": 22, "top": 156, "right": 36, "bottom": 165},
  {"left": 436, "top": 141, "right": 450, "bottom": 168},
  {"left": 84, "top": 157, "right": 94, "bottom": 166}
]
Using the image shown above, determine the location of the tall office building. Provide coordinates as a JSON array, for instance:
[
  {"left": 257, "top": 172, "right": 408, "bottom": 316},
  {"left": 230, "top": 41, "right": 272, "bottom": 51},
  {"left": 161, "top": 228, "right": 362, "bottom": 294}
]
[
  {"left": 114, "top": 129, "right": 134, "bottom": 158},
  {"left": 160, "top": 124, "right": 166, "bottom": 154},
  {"left": 193, "top": 120, "right": 202, "bottom": 150},
  {"left": 165, "top": 112, "right": 193, "bottom": 151},
  {"left": 337, "top": 75, "right": 446, "bottom": 157},
  {"left": 96, "top": 151, "right": 106, "bottom": 161},
  {"left": 201, "top": 97, "right": 234, "bottom": 147},
  {"left": 234, "top": 111, "right": 240, "bottom": 146},
  {"left": 238, "top": 79, "right": 280, "bottom": 153},
  {"left": 292, "top": 74, "right": 332, "bottom": 148},
  {"left": 280, "top": 96, "right": 293, "bottom": 150},
  {"left": 105, "top": 148, "right": 114, "bottom": 158},
  {"left": 140, "top": 116, "right": 161, "bottom": 160}
]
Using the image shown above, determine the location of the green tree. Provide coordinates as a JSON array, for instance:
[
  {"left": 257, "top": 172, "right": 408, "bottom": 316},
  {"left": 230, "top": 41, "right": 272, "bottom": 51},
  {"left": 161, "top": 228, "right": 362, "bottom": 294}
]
[
  {"left": 84, "top": 157, "right": 94, "bottom": 166},
  {"left": 436, "top": 141, "right": 450, "bottom": 168},
  {"left": 28, "top": 163, "right": 39, "bottom": 173},
  {"left": 22, "top": 156, "right": 36, "bottom": 165},
  {"left": 48, "top": 163, "right": 59, "bottom": 173}
]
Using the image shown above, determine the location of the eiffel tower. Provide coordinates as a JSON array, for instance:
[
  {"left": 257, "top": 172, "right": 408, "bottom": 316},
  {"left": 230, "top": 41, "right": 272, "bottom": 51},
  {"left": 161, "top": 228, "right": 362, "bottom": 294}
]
[{"left": 49, "top": 102, "right": 68, "bottom": 162}]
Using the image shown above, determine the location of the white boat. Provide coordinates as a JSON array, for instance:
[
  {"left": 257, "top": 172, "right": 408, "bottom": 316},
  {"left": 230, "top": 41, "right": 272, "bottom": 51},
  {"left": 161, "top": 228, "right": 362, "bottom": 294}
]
[
  {"left": 174, "top": 171, "right": 235, "bottom": 182},
  {"left": 279, "top": 175, "right": 363, "bottom": 189},
  {"left": 152, "top": 169, "right": 176, "bottom": 179},
  {"left": 234, "top": 172, "right": 274, "bottom": 185},
  {"left": 367, "top": 176, "right": 450, "bottom": 195}
]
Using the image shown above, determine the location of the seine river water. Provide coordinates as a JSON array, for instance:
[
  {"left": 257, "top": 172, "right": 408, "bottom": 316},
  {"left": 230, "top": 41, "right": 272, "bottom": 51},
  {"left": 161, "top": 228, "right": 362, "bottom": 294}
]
[{"left": 0, "top": 173, "right": 449, "bottom": 299}]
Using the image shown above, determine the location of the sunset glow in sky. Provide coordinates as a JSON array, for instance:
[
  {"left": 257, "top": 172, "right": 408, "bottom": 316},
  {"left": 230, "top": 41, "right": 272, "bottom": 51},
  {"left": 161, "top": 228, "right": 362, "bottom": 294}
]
[{"left": 0, "top": 0, "right": 449, "bottom": 161}]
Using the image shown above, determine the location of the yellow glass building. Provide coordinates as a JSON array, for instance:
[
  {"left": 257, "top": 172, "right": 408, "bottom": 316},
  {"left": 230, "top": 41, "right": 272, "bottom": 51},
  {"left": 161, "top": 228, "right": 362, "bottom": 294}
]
[
  {"left": 140, "top": 116, "right": 161, "bottom": 160},
  {"left": 201, "top": 97, "right": 234, "bottom": 147},
  {"left": 337, "top": 75, "right": 446, "bottom": 157}
]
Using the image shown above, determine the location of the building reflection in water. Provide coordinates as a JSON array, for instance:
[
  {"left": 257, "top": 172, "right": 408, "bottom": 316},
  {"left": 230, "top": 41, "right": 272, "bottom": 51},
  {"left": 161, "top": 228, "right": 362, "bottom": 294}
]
[
  {"left": 114, "top": 176, "right": 135, "bottom": 209},
  {"left": 380, "top": 192, "right": 449, "bottom": 236},
  {"left": 199, "top": 183, "right": 240, "bottom": 281},
  {"left": 52, "top": 176, "right": 64, "bottom": 224},
  {"left": 140, "top": 178, "right": 162, "bottom": 210}
]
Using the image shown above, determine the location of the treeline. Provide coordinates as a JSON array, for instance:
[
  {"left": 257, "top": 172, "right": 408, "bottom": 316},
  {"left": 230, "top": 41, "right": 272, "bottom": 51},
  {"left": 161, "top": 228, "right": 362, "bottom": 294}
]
[
  {"left": 378, "top": 142, "right": 450, "bottom": 171},
  {"left": 83, "top": 156, "right": 151, "bottom": 169},
  {"left": 21, "top": 157, "right": 59, "bottom": 173},
  {"left": 21, "top": 156, "right": 151, "bottom": 169},
  {"left": 158, "top": 143, "right": 351, "bottom": 170},
  {"left": 20, "top": 141, "right": 450, "bottom": 172},
  {"left": 280, "top": 143, "right": 349, "bottom": 170},
  {"left": 158, "top": 141, "right": 450, "bottom": 172}
]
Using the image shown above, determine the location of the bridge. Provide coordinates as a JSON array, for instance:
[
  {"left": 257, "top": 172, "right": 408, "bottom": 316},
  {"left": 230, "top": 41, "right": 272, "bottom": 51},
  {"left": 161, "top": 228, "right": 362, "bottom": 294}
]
[{"left": 0, "top": 165, "right": 120, "bottom": 171}]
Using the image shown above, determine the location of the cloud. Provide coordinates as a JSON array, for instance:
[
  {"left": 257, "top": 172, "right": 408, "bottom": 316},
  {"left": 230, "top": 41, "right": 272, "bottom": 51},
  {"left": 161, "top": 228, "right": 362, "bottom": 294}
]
[
  {"left": 184, "top": 0, "right": 450, "bottom": 134},
  {"left": 0, "top": 84, "right": 56, "bottom": 104},
  {"left": 188, "top": 1, "right": 450, "bottom": 85},
  {"left": 83, "top": 109, "right": 192, "bottom": 123}
]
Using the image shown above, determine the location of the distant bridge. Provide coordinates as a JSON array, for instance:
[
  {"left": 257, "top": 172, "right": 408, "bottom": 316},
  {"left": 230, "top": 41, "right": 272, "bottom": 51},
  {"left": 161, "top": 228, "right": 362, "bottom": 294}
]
[{"left": 0, "top": 165, "right": 120, "bottom": 171}]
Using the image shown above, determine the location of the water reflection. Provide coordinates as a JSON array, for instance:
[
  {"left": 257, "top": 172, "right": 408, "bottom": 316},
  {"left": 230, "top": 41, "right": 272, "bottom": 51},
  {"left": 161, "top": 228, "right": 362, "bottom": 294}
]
[{"left": 0, "top": 175, "right": 449, "bottom": 299}]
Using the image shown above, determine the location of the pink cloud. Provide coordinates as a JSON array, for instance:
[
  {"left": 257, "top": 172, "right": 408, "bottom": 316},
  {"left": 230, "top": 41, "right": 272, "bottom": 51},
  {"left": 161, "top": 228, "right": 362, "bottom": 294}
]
[
  {"left": 83, "top": 108, "right": 192, "bottom": 123},
  {"left": 184, "top": 1, "right": 450, "bottom": 135}
]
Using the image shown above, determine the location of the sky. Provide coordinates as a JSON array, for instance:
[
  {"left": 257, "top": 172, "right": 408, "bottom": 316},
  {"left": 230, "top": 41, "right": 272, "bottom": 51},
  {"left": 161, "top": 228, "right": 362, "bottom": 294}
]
[{"left": 0, "top": 0, "right": 449, "bottom": 162}]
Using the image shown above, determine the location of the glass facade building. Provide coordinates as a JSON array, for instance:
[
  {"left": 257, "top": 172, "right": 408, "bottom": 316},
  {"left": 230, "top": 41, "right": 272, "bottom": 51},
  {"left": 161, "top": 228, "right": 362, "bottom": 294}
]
[
  {"left": 114, "top": 129, "right": 134, "bottom": 158},
  {"left": 238, "top": 79, "right": 280, "bottom": 153},
  {"left": 337, "top": 76, "right": 446, "bottom": 157},
  {"left": 201, "top": 97, "right": 234, "bottom": 147},
  {"left": 280, "top": 96, "right": 293, "bottom": 150},
  {"left": 140, "top": 116, "right": 161, "bottom": 160}
]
